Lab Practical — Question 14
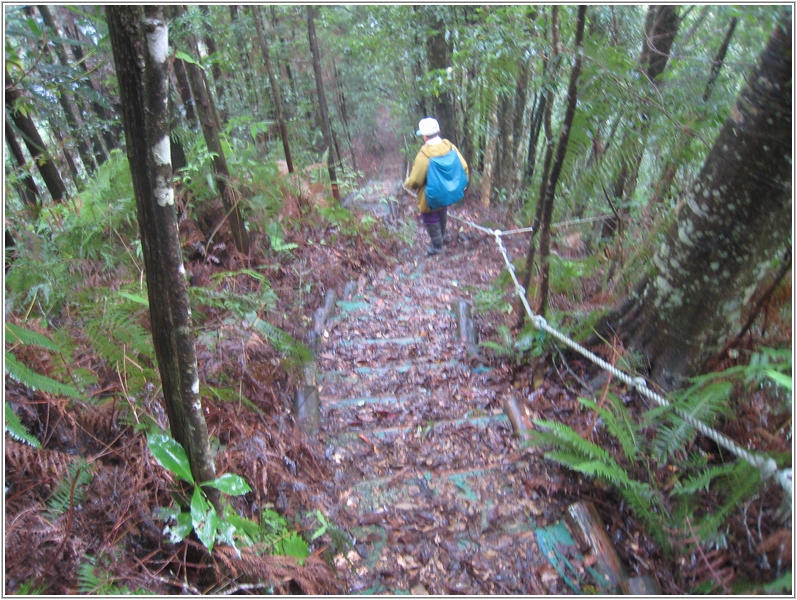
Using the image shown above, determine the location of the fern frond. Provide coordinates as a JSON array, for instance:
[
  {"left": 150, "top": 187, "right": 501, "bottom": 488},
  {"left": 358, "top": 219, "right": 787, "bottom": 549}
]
[
  {"left": 619, "top": 480, "right": 671, "bottom": 553},
  {"left": 5, "top": 352, "right": 84, "bottom": 400},
  {"left": 580, "top": 395, "right": 641, "bottom": 462},
  {"left": 5, "top": 322, "right": 63, "bottom": 353},
  {"left": 531, "top": 419, "right": 614, "bottom": 464},
  {"left": 695, "top": 462, "right": 760, "bottom": 543},
  {"left": 45, "top": 458, "right": 93, "bottom": 521},
  {"left": 652, "top": 381, "right": 732, "bottom": 460},
  {"left": 669, "top": 463, "right": 738, "bottom": 497},
  {"left": 546, "top": 453, "right": 630, "bottom": 488},
  {"left": 5, "top": 401, "right": 41, "bottom": 448},
  {"left": 253, "top": 320, "right": 313, "bottom": 366}
]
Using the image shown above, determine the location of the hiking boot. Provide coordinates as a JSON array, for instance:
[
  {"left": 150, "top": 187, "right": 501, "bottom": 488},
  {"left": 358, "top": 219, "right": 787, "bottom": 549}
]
[
  {"left": 425, "top": 221, "right": 444, "bottom": 255},
  {"left": 440, "top": 210, "right": 451, "bottom": 245}
]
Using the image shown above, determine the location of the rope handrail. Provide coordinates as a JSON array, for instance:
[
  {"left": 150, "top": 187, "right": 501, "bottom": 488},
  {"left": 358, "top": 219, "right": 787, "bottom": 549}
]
[{"left": 449, "top": 212, "right": 792, "bottom": 499}]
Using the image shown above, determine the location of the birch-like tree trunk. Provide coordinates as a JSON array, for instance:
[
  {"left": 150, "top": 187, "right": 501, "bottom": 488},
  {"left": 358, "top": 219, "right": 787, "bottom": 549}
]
[
  {"left": 106, "top": 5, "right": 219, "bottom": 501},
  {"left": 593, "top": 15, "right": 792, "bottom": 390}
]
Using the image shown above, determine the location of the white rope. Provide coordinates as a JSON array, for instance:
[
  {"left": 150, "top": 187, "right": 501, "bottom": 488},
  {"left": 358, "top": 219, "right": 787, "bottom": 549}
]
[{"left": 453, "top": 214, "right": 792, "bottom": 499}]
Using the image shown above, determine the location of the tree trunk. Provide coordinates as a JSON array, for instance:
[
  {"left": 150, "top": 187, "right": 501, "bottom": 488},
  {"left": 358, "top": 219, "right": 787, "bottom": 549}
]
[
  {"left": 172, "top": 55, "right": 198, "bottom": 129},
  {"left": 518, "top": 6, "right": 559, "bottom": 326},
  {"left": 703, "top": 17, "right": 738, "bottom": 102},
  {"left": 252, "top": 5, "right": 294, "bottom": 173},
  {"left": 106, "top": 5, "right": 219, "bottom": 502},
  {"left": 479, "top": 98, "right": 499, "bottom": 208},
  {"left": 332, "top": 59, "right": 357, "bottom": 172},
  {"left": 537, "top": 5, "right": 587, "bottom": 316},
  {"left": 199, "top": 6, "right": 227, "bottom": 124},
  {"left": 593, "top": 16, "right": 792, "bottom": 390},
  {"left": 306, "top": 6, "right": 340, "bottom": 202},
  {"left": 49, "top": 124, "right": 81, "bottom": 187},
  {"left": 5, "top": 71, "right": 67, "bottom": 203},
  {"left": 425, "top": 9, "right": 457, "bottom": 145},
  {"left": 5, "top": 119, "right": 40, "bottom": 208},
  {"left": 182, "top": 22, "right": 250, "bottom": 253}
]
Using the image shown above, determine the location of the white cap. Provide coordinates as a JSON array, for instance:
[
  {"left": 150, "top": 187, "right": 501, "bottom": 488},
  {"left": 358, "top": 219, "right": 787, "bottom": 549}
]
[{"left": 416, "top": 117, "right": 440, "bottom": 137}]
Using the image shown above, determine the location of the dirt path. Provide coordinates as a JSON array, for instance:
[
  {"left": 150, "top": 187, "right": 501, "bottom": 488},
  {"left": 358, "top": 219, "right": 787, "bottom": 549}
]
[{"left": 314, "top": 119, "right": 581, "bottom": 593}]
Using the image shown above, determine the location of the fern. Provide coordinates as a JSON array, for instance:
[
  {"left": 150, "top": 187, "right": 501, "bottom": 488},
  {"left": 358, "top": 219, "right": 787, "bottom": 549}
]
[
  {"left": 651, "top": 381, "right": 732, "bottom": 461},
  {"left": 580, "top": 395, "right": 640, "bottom": 462},
  {"left": 5, "top": 352, "right": 84, "bottom": 400},
  {"left": 531, "top": 419, "right": 615, "bottom": 464},
  {"left": 78, "top": 558, "right": 154, "bottom": 595},
  {"left": 253, "top": 320, "right": 313, "bottom": 368},
  {"left": 45, "top": 458, "right": 93, "bottom": 521},
  {"left": 5, "top": 401, "right": 41, "bottom": 448},
  {"left": 669, "top": 463, "right": 738, "bottom": 496},
  {"left": 5, "top": 322, "right": 63, "bottom": 353}
]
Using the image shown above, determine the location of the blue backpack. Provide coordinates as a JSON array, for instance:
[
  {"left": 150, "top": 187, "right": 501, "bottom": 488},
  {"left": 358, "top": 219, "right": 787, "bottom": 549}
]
[{"left": 425, "top": 148, "right": 468, "bottom": 210}]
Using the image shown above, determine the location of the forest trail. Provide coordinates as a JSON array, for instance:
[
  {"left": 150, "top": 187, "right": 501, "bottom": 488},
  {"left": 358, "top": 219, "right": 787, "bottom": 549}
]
[{"left": 312, "top": 118, "right": 607, "bottom": 594}]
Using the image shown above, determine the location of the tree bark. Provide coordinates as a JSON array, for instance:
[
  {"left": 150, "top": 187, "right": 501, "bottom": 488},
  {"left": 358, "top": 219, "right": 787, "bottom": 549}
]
[
  {"left": 537, "top": 5, "right": 587, "bottom": 316},
  {"left": 199, "top": 6, "right": 227, "bottom": 124},
  {"left": 5, "top": 119, "right": 40, "bottom": 208},
  {"left": 479, "top": 98, "right": 499, "bottom": 208},
  {"left": 252, "top": 5, "right": 294, "bottom": 173},
  {"left": 182, "top": 21, "right": 250, "bottom": 253},
  {"left": 425, "top": 9, "right": 457, "bottom": 145},
  {"left": 593, "top": 16, "right": 792, "bottom": 390},
  {"left": 172, "top": 54, "right": 198, "bottom": 129},
  {"left": 106, "top": 5, "right": 219, "bottom": 501},
  {"left": 306, "top": 6, "right": 340, "bottom": 202},
  {"left": 5, "top": 71, "right": 67, "bottom": 203}
]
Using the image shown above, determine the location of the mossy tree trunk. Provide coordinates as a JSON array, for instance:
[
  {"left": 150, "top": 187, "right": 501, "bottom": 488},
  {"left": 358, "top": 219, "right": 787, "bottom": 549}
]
[
  {"left": 106, "top": 5, "right": 219, "bottom": 501},
  {"left": 593, "top": 16, "right": 792, "bottom": 390}
]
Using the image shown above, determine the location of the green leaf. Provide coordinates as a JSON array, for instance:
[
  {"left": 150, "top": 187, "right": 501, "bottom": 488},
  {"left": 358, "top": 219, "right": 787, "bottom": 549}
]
[
  {"left": 191, "top": 487, "right": 218, "bottom": 552},
  {"left": 147, "top": 433, "right": 195, "bottom": 484},
  {"left": 175, "top": 50, "right": 203, "bottom": 67},
  {"left": 202, "top": 473, "right": 252, "bottom": 496},
  {"left": 161, "top": 511, "right": 193, "bottom": 544},
  {"left": 278, "top": 532, "right": 309, "bottom": 564},
  {"left": 118, "top": 291, "right": 149, "bottom": 307},
  {"left": 5, "top": 401, "right": 41, "bottom": 448},
  {"left": 765, "top": 370, "right": 792, "bottom": 391}
]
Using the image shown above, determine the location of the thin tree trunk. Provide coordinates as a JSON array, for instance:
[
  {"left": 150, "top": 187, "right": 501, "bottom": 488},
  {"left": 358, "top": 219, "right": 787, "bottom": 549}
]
[
  {"left": 306, "top": 6, "right": 340, "bottom": 202},
  {"left": 5, "top": 119, "right": 40, "bottom": 207},
  {"left": 518, "top": 6, "right": 559, "bottom": 327},
  {"left": 5, "top": 72, "right": 67, "bottom": 203},
  {"left": 538, "top": 5, "right": 587, "bottom": 317},
  {"left": 425, "top": 9, "right": 457, "bottom": 144},
  {"left": 479, "top": 98, "right": 499, "bottom": 208},
  {"left": 184, "top": 31, "right": 250, "bottom": 253},
  {"left": 49, "top": 124, "right": 80, "bottom": 186},
  {"left": 251, "top": 5, "right": 294, "bottom": 173},
  {"left": 172, "top": 56, "right": 198, "bottom": 129},
  {"left": 703, "top": 17, "right": 738, "bottom": 102},
  {"left": 332, "top": 59, "right": 357, "bottom": 172},
  {"left": 199, "top": 6, "right": 227, "bottom": 124},
  {"left": 106, "top": 5, "right": 219, "bottom": 503}
]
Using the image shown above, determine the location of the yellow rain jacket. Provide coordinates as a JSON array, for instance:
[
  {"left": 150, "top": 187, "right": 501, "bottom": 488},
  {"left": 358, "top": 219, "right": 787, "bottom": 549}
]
[{"left": 405, "top": 138, "right": 469, "bottom": 213}]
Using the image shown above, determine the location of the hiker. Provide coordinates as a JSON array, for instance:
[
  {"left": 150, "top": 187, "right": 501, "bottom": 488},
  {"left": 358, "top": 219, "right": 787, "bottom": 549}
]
[{"left": 405, "top": 117, "right": 469, "bottom": 255}]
